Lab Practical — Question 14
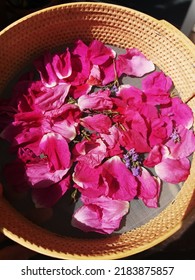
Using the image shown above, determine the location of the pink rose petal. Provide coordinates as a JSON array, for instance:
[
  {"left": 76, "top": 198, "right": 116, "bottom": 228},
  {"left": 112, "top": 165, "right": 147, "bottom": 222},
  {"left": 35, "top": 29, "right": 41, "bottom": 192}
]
[
  {"left": 116, "top": 48, "right": 155, "bottom": 77},
  {"left": 155, "top": 157, "right": 190, "bottom": 184},
  {"left": 40, "top": 132, "right": 71, "bottom": 171},
  {"left": 71, "top": 196, "right": 129, "bottom": 234}
]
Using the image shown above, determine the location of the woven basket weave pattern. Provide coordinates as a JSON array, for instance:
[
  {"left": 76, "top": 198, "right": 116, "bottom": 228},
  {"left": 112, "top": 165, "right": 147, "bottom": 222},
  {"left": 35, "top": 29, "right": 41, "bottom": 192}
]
[{"left": 0, "top": 2, "right": 195, "bottom": 259}]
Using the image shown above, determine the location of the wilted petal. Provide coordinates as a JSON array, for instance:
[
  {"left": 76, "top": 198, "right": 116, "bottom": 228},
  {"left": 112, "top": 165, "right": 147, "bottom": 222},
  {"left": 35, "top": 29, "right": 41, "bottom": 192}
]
[
  {"left": 40, "top": 132, "right": 71, "bottom": 171},
  {"left": 33, "top": 83, "right": 71, "bottom": 112},
  {"left": 155, "top": 157, "right": 190, "bottom": 184},
  {"left": 137, "top": 167, "right": 161, "bottom": 208},
  {"left": 32, "top": 174, "right": 71, "bottom": 208},
  {"left": 71, "top": 196, "right": 129, "bottom": 234},
  {"left": 116, "top": 48, "right": 155, "bottom": 77},
  {"left": 77, "top": 89, "right": 113, "bottom": 111}
]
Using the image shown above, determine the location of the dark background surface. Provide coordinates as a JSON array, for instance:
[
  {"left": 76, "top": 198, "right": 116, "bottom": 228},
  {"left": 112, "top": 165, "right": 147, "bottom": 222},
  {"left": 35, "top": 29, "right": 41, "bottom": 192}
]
[{"left": 0, "top": 0, "right": 194, "bottom": 260}]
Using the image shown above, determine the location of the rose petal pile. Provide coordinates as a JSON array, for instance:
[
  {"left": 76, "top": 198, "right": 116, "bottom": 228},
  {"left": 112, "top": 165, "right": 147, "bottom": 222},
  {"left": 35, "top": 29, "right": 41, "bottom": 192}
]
[{"left": 0, "top": 39, "right": 195, "bottom": 234}]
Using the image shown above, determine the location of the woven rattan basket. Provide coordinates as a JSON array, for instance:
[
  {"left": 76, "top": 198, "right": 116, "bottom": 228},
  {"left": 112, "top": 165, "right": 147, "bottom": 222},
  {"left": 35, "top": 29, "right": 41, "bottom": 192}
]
[{"left": 0, "top": 2, "right": 195, "bottom": 259}]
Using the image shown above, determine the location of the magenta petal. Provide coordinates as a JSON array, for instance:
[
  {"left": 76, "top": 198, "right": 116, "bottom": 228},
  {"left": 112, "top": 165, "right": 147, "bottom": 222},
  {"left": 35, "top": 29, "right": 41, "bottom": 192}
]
[
  {"left": 155, "top": 157, "right": 190, "bottom": 184},
  {"left": 71, "top": 196, "right": 129, "bottom": 234},
  {"left": 32, "top": 174, "right": 71, "bottom": 208},
  {"left": 142, "top": 71, "right": 172, "bottom": 93},
  {"left": 144, "top": 145, "right": 167, "bottom": 167},
  {"left": 88, "top": 40, "right": 115, "bottom": 65},
  {"left": 102, "top": 156, "right": 138, "bottom": 200},
  {"left": 73, "top": 161, "right": 105, "bottom": 197},
  {"left": 40, "top": 132, "right": 71, "bottom": 171},
  {"left": 81, "top": 114, "right": 112, "bottom": 133},
  {"left": 116, "top": 48, "right": 155, "bottom": 77},
  {"left": 137, "top": 167, "right": 161, "bottom": 208}
]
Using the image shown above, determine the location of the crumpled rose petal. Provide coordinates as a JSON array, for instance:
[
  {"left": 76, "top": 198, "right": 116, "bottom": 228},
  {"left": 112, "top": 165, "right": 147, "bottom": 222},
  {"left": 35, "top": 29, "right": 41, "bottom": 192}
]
[
  {"left": 77, "top": 89, "right": 113, "bottom": 111},
  {"left": 26, "top": 160, "right": 68, "bottom": 188},
  {"left": 71, "top": 195, "right": 129, "bottom": 234}
]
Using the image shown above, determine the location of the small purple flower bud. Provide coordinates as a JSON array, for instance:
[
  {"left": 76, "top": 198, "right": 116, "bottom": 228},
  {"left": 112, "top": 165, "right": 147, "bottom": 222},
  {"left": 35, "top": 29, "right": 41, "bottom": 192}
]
[
  {"left": 171, "top": 129, "right": 181, "bottom": 143},
  {"left": 131, "top": 166, "right": 141, "bottom": 177}
]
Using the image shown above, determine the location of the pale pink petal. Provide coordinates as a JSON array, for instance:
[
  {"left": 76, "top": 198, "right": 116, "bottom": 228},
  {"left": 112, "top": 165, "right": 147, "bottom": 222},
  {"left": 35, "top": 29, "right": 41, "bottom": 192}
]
[
  {"left": 100, "top": 125, "right": 120, "bottom": 149},
  {"left": 71, "top": 196, "right": 129, "bottom": 234},
  {"left": 81, "top": 114, "right": 112, "bottom": 133},
  {"left": 155, "top": 157, "right": 190, "bottom": 184},
  {"left": 44, "top": 104, "right": 81, "bottom": 141},
  {"left": 40, "top": 132, "right": 71, "bottom": 171},
  {"left": 116, "top": 48, "right": 155, "bottom": 77},
  {"left": 102, "top": 156, "right": 138, "bottom": 200},
  {"left": 137, "top": 167, "right": 161, "bottom": 208},
  {"left": 32, "top": 174, "right": 71, "bottom": 208}
]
